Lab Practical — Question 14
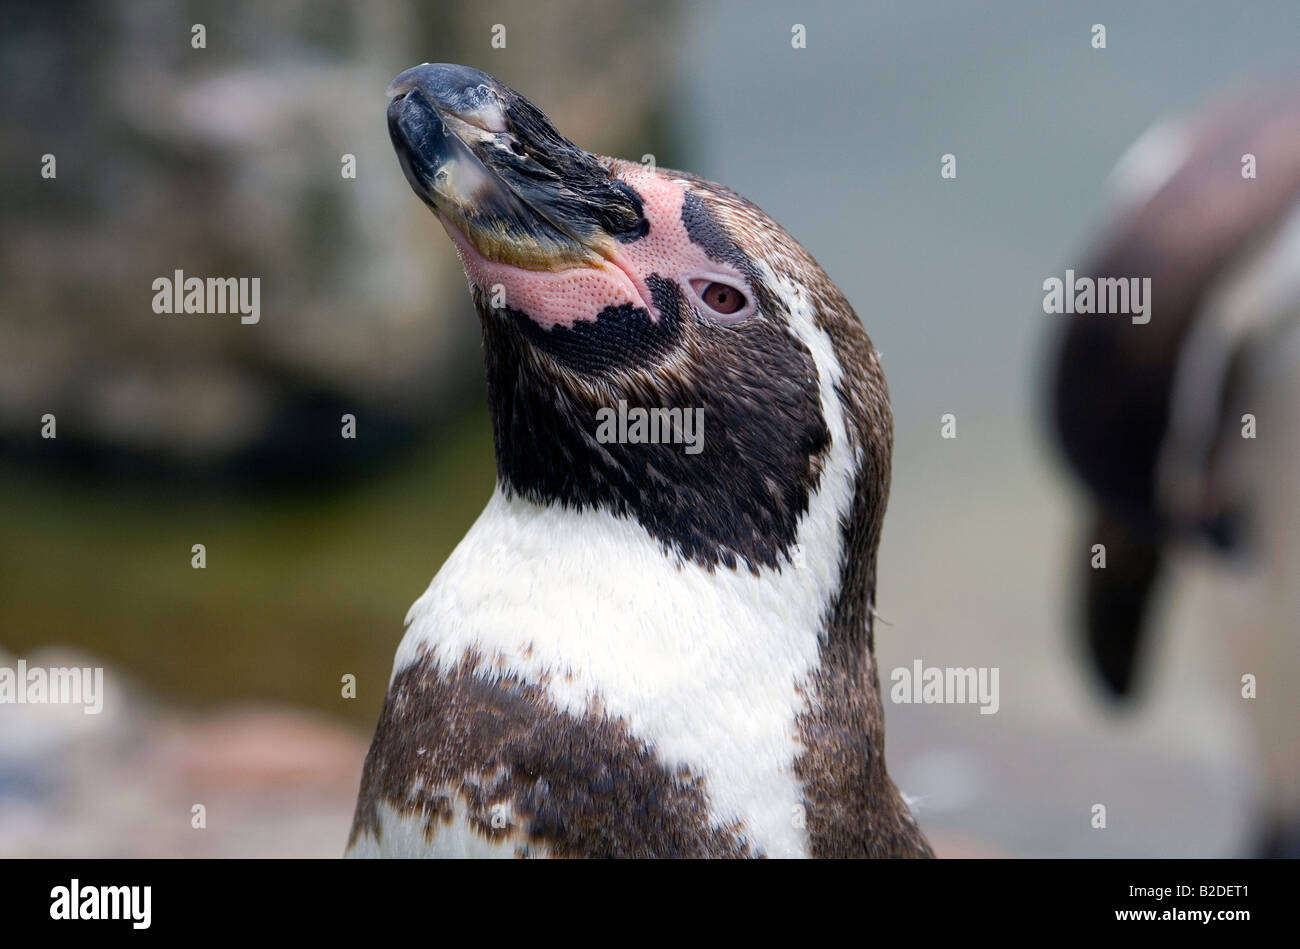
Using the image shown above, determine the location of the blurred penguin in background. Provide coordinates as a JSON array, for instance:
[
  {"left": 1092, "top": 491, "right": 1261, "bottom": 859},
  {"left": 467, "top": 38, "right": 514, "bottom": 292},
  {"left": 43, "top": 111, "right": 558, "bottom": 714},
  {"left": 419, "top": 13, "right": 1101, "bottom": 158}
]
[{"left": 1050, "top": 83, "right": 1300, "bottom": 857}]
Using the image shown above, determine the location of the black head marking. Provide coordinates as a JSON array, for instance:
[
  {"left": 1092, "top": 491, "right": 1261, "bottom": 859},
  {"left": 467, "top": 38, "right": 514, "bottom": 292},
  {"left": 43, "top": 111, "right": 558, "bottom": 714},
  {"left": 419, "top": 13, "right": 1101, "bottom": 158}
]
[
  {"left": 681, "top": 190, "right": 762, "bottom": 281},
  {"left": 503, "top": 286, "right": 682, "bottom": 376},
  {"left": 479, "top": 276, "right": 829, "bottom": 571}
]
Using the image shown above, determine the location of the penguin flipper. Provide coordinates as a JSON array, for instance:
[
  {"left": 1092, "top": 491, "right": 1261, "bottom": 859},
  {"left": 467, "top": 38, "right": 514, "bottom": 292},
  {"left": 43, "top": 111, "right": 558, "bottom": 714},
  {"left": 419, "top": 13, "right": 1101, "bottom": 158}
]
[{"left": 1081, "top": 508, "right": 1165, "bottom": 699}]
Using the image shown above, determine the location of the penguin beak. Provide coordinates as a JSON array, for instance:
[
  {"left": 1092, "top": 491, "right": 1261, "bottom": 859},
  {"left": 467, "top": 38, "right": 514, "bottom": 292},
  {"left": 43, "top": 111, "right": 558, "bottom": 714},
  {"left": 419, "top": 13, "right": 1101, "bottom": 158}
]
[{"left": 386, "top": 63, "right": 646, "bottom": 272}]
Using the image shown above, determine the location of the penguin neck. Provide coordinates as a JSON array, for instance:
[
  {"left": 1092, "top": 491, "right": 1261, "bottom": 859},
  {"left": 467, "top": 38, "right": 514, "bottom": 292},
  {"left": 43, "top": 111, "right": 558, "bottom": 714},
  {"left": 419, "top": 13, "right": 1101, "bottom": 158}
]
[
  {"left": 396, "top": 485, "right": 860, "bottom": 857},
  {"left": 402, "top": 484, "right": 852, "bottom": 664}
]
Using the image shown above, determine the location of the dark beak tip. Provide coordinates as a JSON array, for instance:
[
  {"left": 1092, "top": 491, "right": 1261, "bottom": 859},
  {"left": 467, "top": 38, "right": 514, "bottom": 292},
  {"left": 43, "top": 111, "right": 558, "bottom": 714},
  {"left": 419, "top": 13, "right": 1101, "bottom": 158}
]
[
  {"left": 386, "top": 89, "right": 436, "bottom": 146},
  {"left": 386, "top": 62, "right": 502, "bottom": 106},
  {"left": 386, "top": 63, "right": 433, "bottom": 100}
]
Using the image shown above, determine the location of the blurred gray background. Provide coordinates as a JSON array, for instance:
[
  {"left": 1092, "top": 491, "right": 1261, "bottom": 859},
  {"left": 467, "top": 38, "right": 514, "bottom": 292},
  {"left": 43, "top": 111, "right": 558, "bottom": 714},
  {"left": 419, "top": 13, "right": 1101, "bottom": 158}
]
[{"left": 2, "top": 0, "right": 1293, "bottom": 856}]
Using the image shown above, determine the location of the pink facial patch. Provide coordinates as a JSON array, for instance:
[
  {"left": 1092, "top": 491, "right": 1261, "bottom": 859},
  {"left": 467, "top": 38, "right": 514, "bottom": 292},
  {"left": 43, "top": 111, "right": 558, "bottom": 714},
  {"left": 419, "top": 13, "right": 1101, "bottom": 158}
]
[
  {"left": 443, "top": 167, "right": 745, "bottom": 331},
  {"left": 442, "top": 221, "right": 642, "bottom": 329}
]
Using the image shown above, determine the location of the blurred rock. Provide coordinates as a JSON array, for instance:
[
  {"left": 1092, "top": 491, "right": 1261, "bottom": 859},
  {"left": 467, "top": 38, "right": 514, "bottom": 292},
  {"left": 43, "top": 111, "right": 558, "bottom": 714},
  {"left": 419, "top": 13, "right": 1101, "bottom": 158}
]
[
  {"left": 0, "top": 0, "right": 680, "bottom": 485},
  {"left": 0, "top": 646, "right": 369, "bottom": 857},
  {"left": 156, "top": 707, "right": 365, "bottom": 791}
]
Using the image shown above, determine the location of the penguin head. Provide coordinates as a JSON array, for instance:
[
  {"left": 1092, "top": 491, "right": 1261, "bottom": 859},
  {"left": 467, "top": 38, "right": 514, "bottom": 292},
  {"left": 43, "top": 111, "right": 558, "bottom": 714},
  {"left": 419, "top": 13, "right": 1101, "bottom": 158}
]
[{"left": 387, "top": 63, "right": 891, "bottom": 574}]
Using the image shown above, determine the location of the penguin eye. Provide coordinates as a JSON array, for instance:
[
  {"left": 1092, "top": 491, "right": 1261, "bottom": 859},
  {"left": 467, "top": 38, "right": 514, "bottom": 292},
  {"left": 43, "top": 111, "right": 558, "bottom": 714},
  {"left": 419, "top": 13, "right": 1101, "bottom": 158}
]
[
  {"left": 701, "top": 282, "right": 743, "bottom": 313},
  {"left": 689, "top": 279, "right": 752, "bottom": 323}
]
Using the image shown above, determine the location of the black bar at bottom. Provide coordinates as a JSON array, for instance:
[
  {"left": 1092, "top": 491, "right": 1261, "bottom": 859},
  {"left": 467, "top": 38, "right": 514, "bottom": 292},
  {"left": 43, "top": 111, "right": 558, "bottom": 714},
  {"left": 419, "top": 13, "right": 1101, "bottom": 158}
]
[{"left": 0, "top": 857, "right": 1282, "bottom": 936}]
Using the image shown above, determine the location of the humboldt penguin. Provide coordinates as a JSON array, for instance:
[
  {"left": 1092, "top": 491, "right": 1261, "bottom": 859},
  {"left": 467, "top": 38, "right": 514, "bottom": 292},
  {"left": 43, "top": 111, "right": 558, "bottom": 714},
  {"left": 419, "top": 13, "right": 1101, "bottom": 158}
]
[
  {"left": 348, "top": 63, "right": 932, "bottom": 858},
  {"left": 1051, "top": 84, "right": 1300, "bottom": 857}
]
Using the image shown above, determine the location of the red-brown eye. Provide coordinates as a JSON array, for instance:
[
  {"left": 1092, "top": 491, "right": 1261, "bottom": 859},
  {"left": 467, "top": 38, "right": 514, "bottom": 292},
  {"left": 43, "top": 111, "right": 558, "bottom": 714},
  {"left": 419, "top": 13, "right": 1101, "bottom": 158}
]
[{"left": 700, "top": 281, "right": 745, "bottom": 315}]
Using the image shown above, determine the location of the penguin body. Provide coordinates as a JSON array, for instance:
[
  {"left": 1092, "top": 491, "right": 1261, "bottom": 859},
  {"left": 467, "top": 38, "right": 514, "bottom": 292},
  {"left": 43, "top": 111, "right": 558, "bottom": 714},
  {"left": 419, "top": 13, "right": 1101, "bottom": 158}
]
[
  {"left": 347, "top": 64, "right": 930, "bottom": 859},
  {"left": 1051, "top": 84, "right": 1300, "bottom": 855}
]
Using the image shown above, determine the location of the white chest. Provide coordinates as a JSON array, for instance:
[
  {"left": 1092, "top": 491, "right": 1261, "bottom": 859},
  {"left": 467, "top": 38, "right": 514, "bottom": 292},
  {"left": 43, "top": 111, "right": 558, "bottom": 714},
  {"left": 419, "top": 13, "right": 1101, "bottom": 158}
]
[{"left": 391, "top": 489, "right": 843, "bottom": 857}]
